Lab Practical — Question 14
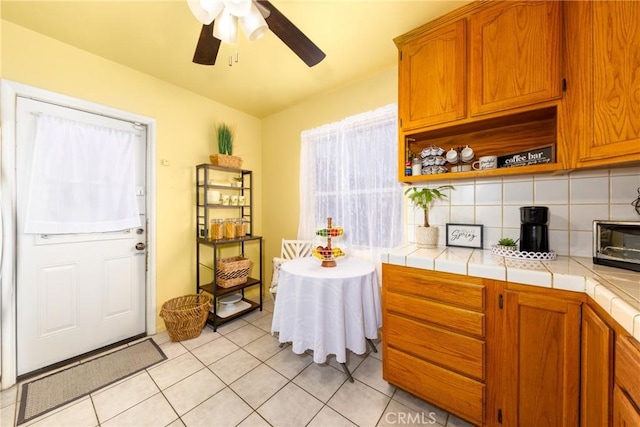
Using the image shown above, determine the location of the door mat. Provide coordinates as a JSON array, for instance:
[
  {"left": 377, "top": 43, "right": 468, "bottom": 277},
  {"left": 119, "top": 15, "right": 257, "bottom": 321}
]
[{"left": 17, "top": 338, "right": 166, "bottom": 425}]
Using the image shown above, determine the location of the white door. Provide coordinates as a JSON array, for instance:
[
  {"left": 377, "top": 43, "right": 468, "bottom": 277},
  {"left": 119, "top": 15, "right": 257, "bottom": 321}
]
[{"left": 15, "top": 97, "right": 147, "bottom": 375}]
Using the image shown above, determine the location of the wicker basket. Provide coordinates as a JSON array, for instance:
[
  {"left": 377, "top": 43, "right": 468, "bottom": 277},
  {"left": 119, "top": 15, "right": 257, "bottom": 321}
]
[
  {"left": 210, "top": 154, "right": 242, "bottom": 169},
  {"left": 216, "top": 256, "right": 252, "bottom": 288},
  {"left": 160, "top": 294, "right": 212, "bottom": 342}
]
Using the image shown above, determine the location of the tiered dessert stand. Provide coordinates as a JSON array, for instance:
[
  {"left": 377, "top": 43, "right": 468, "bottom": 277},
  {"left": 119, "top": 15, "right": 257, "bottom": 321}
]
[{"left": 311, "top": 217, "right": 345, "bottom": 267}]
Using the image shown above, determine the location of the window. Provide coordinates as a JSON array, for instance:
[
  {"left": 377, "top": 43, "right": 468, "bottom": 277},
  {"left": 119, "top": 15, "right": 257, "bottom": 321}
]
[{"left": 298, "top": 104, "right": 404, "bottom": 261}]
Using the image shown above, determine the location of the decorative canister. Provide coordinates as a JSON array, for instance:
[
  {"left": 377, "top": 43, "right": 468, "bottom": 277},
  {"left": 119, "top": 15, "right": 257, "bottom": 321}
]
[
  {"left": 210, "top": 219, "right": 223, "bottom": 240},
  {"left": 235, "top": 219, "right": 246, "bottom": 237},
  {"left": 412, "top": 158, "right": 422, "bottom": 176},
  {"left": 223, "top": 218, "right": 236, "bottom": 239}
]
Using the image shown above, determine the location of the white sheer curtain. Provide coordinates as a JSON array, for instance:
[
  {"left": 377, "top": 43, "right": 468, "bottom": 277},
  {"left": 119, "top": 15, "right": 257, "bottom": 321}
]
[
  {"left": 24, "top": 114, "right": 141, "bottom": 234},
  {"left": 298, "top": 104, "right": 404, "bottom": 273}
]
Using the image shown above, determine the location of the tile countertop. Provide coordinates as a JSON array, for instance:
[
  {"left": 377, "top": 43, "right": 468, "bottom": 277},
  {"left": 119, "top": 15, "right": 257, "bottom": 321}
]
[{"left": 381, "top": 244, "right": 640, "bottom": 341}]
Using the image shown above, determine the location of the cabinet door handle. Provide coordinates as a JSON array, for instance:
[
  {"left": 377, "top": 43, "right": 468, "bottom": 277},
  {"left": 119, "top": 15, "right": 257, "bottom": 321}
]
[{"left": 135, "top": 242, "right": 146, "bottom": 250}]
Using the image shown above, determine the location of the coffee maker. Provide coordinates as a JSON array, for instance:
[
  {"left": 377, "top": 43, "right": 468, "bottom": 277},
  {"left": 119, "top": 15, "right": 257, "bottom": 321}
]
[{"left": 519, "top": 206, "right": 549, "bottom": 252}]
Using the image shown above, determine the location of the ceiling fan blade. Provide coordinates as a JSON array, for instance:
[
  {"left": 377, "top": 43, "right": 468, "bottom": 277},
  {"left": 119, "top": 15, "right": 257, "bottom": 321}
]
[
  {"left": 193, "top": 23, "right": 221, "bottom": 65},
  {"left": 257, "top": 0, "right": 326, "bottom": 67}
]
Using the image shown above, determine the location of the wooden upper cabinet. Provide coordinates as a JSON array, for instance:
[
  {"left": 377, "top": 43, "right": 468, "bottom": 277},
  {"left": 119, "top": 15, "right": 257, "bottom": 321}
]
[
  {"left": 469, "top": 1, "right": 563, "bottom": 116},
  {"left": 398, "top": 19, "right": 466, "bottom": 130},
  {"left": 581, "top": 1, "right": 640, "bottom": 164}
]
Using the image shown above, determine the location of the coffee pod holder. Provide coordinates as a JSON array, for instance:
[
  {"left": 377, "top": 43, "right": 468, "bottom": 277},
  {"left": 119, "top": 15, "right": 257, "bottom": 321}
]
[
  {"left": 490, "top": 244, "right": 556, "bottom": 260},
  {"left": 419, "top": 145, "right": 447, "bottom": 175}
]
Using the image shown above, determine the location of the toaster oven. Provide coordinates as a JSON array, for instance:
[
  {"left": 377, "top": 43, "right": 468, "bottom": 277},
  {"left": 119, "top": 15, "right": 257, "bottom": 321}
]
[{"left": 593, "top": 221, "right": 640, "bottom": 272}]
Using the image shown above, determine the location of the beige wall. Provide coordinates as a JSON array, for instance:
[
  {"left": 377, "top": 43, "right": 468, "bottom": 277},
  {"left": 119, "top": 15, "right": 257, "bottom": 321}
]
[
  {"left": 261, "top": 67, "right": 398, "bottom": 280},
  {"left": 1, "top": 21, "right": 263, "bottom": 329}
]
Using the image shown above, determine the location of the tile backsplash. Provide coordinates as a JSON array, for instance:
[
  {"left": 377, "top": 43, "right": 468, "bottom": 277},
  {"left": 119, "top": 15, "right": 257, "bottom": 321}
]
[{"left": 406, "top": 166, "right": 640, "bottom": 257}]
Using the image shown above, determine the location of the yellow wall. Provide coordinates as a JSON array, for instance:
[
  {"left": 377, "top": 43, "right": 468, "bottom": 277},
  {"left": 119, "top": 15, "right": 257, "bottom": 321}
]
[
  {"left": 0, "top": 3, "right": 3, "bottom": 78},
  {"left": 261, "top": 67, "right": 397, "bottom": 279},
  {"left": 1, "top": 19, "right": 399, "bottom": 326},
  {"left": 1, "top": 21, "right": 263, "bottom": 329}
]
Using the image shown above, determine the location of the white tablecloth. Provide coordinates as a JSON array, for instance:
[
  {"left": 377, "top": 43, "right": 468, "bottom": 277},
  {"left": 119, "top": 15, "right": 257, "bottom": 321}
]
[{"left": 271, "top": 256, "right": 382, "bottom": 363}]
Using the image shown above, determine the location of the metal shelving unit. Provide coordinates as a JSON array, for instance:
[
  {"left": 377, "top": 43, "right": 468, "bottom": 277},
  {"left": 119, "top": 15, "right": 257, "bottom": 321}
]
[{"left": 196, "top": 164, "right": 262, "bottom": 331}]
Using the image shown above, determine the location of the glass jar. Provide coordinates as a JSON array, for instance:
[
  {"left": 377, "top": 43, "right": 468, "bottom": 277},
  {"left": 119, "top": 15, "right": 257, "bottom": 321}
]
[
  {"left": 235, "top": 219, "right": 246, "bottom": 237},
  {"left": 411, "top": 158, "right": 422, "bottom": 176},
  {"left": 223, "top": 218, "right": 236, "bottom": 239},
  {"left": 210, "top": 219, "right": 223, "bottom": 240}
]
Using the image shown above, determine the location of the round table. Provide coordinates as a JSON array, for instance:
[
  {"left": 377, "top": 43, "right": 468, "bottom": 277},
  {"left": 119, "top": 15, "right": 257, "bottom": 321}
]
[{"left": 271, "top": 256, "right": 382, "bottom": 366}]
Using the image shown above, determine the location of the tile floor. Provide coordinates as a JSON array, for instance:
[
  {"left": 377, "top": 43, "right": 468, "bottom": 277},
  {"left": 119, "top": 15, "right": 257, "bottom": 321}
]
[{"left": 0, "top": 297, "right": 472, "bottom": 427}]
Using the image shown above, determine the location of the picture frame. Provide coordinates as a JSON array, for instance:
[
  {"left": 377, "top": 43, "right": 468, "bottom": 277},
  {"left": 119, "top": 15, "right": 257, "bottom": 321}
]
[{"left": 445, "top": 223, "right": 484, "bottom": 249}]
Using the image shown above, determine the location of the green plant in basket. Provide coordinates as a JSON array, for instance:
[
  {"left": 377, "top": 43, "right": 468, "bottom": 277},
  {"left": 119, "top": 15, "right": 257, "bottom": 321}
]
[
  {"left": 497, "top": 237, "right": 517, "bottom": 247},
  {"left": 497, "top": 237, "right": 518, "bottom": 251},
  {"left": 216, "top": 123, "right": 234, "bottom": 155}
]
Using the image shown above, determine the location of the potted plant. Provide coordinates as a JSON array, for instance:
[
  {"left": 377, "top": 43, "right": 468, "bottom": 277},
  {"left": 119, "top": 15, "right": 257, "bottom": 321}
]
[
  {"left": 210, "top": 122, "right": 242, "bottom": 169},
  {"left": 217, "top": 122, "right": 233, "bottom": 155},
  {"left": 405, "top": 185, "right": 454, "bottom": 247},
  {"left": 496, "top": 237, "right": 518, "bottom": 251}
]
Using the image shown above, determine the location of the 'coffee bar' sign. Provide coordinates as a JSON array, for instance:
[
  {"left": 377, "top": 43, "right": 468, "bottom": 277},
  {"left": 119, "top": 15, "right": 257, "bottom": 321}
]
[{"left": 498, "top": 144, "right": 555, "bottom": 168}]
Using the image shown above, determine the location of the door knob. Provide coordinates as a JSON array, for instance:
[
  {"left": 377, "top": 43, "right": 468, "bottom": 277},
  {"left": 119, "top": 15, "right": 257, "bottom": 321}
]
[{"left": 135, "top": 242, "right": 146, "bottom": 250}]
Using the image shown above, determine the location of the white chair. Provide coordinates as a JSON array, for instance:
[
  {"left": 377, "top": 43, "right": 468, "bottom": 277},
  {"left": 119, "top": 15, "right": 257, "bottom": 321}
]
[{"left": 270, "top": 239, "right": 313, "bottom": 301}]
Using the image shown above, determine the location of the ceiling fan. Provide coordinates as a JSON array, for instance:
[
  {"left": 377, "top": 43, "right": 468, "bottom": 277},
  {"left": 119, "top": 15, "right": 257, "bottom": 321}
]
[{"left": 188, "top": 0, "right": 326, "bottom": 67}]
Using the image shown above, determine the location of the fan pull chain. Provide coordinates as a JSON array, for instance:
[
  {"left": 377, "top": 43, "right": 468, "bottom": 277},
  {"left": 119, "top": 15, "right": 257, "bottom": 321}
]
[{"left": 228, "top": 48, "right": 240, "bottom": 67}]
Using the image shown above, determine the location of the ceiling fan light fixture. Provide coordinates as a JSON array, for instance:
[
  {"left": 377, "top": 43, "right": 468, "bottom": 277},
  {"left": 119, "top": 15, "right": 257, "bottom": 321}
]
[
  {"left": 187, "top": 0, "right": 223, "bottom": 25},
  {"left": 254, "top": 1, "right": 270, "bottom": 19},
  {"left": 239, "top": 3, "right": 268, "bottom": 41},
  {"left": 222, "top": 0, "right": 252, "bottom": 17},
  {"left": 213, "top": 8, "right": 238, "bottom": 43}
]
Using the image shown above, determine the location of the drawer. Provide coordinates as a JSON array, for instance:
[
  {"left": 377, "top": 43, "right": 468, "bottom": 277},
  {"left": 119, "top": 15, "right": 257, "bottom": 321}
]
[
  {"left": 384, "top": 347, "right": 484, "bottom": 426},
  {"left": 383, "top": 264, "right": 485, "bottom": 310},
  {"left": 613, "top": 385, "right": 640, "bottom": 424},
  {"left": 615, "top": 336, "right": 640, "bottom": 408},
  {"left": 385, "top": 291, "right": 485, "bottom": 338},
  {"left": 386, "top": 313, "right": 484, "bottom": 380}
]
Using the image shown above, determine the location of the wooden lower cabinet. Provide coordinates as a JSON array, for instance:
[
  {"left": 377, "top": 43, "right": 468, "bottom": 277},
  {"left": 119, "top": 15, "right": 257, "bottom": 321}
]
[
  {"left": 385, "top": 347, "right": 484, "bottom": 424},
  {"left": 382, "top": 265, "right": 487, "bottom": 425},
  {"left": 498, "top": 290, "right": 581, "bottom": 426},
  {"left": 385, "top": 312, "right": 484, "bottom": 380},
  {"left": 613, "top": 386, "right": 640, "bottom": 427},
  {"left": 382, "top": 265, "right": 585, "bottom": 426},
  {"left": 580, "top": 305, "right": 613, "bottom": 427},
  {"left": 613, "top": 336, "right": 640, "bottom": 425},
  {"left": 612, "top": 386, "right": 640, "bottom": 426}
]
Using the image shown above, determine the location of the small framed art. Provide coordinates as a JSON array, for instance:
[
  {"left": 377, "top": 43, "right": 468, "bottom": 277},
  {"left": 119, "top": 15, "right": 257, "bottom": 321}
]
[{"left": 445, "top": 223, "right": 483, "bottom": 249}]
